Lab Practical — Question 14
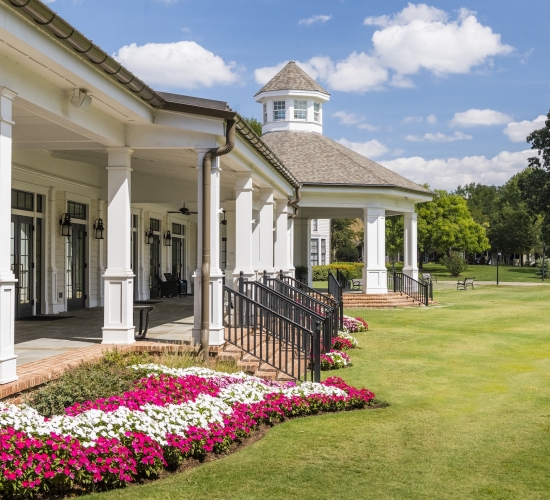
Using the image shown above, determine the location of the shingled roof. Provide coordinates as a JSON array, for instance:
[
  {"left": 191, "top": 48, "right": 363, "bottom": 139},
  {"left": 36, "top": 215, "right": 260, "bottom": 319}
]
[
  {"left": 261, "top": 131, "right": 431, "bottom": 195},
  {"left": 255, "top": 61, "right": 330, "bottom": 96}
]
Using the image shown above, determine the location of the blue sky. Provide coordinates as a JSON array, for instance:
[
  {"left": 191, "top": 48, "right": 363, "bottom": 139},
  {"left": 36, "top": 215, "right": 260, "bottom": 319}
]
[{"left": 44, "top": 0, "right": 550, "bottom": 190}]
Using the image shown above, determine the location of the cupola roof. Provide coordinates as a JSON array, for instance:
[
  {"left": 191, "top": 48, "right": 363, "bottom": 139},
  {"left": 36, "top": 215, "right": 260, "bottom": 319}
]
[{"left": 255, "top": 61, "right": 329, "bottom": 97}]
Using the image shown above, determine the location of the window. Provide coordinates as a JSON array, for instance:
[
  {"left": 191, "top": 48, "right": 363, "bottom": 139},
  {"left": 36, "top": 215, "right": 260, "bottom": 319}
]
[
  {"left": 11, "top": 190, "right": 33, "bottom": 211},
  {"left": 150, "top": 218, "right": 160, "bottom": 232},
  {"left": 263, "top": 103, "right": 267, "bottom": 124},
  {"left": 310, "top": 239, "right": 319, "bottom": 267},
  {"left": 172, "top": 223, "right": 183, "bottom": 235},
  {"left": 312, "top": 219, "right": 318, "bottom": 231},
  {"left": 132, "top": 214, "right": 138, "bottom": 229},
  {"left": 294, "top": 100, "right": 307, "bottom": 120},
  {"left": 314, "top": 102, "right": 320, "bottom": 122},
  {"left": 321, "top": 239, "right": 327, "bottom": 265},
  {"left": 273, "top": 101, "right": 286, "bottom": 120},
  {"left": 36, "top": 195, "right": 43, "bottom": 214},
  {"left": 67, "top": 201, "right": 86, "bottom": 220}
]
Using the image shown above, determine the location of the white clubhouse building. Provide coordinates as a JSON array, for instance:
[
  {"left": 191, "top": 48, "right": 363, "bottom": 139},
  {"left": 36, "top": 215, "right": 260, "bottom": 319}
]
[{"left": 0, "top": 1, "right": 431, "bottom": 383}]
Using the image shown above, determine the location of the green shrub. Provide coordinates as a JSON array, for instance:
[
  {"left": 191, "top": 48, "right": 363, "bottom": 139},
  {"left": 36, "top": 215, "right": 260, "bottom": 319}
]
[
  {"left": 439, "top": 252, "right": 468, "bottom": 277},
  {"left": 295, "top": 265, "right": 308, "bottom": 280},
  {"left": 535, "top": 257, "right": 550, "bottom": 278},
  {"left": 312, "top": 262, "right": 363, "bottom": 281}
]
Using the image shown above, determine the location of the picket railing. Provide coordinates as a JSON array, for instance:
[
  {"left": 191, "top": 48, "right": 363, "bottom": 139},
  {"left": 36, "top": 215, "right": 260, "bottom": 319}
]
[{"left": 387, "top": 271, "right": 432, "bottom": 306}]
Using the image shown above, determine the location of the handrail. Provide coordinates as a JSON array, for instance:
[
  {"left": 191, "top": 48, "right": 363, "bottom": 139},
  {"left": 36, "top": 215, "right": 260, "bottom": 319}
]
[
  {"left": 328, "top": 272, "right": 344, "bottom": 331},
  {"left": 261, "top": 275, "right": 337, "bottom": 352},
  {"left": 241, "top": 275, "right": 334, "bottom": 353},
  {"left": 275, "top": 270, "right": 336, "bottom": 308},
  {"left": 336, "top": 269, "right": 351, "bottom": 291},
  {"left": 387, "top": 271, "right": 431, "bottom": 306},
  {"left": 223, "top": 286, "right": 321, "bottom": 382}
]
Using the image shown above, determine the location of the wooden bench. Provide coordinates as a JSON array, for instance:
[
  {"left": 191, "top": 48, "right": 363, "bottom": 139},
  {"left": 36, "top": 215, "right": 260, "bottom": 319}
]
[
  {"left": 421, "top": 273, "right": 437, "bottom": 283},
  {"left": 457, "top": 277, "right": 475, "bottom": 290},
  {"left": 351, "top": 279, "right": 362, "bottom": 290}
]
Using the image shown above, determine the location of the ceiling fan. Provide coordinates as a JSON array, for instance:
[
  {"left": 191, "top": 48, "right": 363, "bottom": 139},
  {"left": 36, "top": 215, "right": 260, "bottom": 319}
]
[{"left": 168, "top": 203, "right": 198, "bottom": 215}]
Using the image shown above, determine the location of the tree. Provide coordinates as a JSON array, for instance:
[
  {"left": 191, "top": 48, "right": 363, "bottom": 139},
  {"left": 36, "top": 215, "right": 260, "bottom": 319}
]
[
  {"left": 385, "top": 215, "right": 404, "bottom": 262},
  {"left": 242, "top": 116, "right": 262, "bottom": 136},
  {"left": 331, "top": 219, "right": 358, "bottom": 261},
  {"left": 454, "top": 183, "right": 499, "bottom": 226},
  {"left": 417, "top": 190, "right": 490, "bottom": 257}
]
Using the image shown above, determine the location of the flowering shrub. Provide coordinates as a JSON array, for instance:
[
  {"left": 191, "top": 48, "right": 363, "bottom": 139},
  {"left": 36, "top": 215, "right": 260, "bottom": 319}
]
[
  {"left": 332, "top": 331, "right": 358, "bottom": 350},
  {"left": 320, "top": 350, "right": 352, "bottom": 370},
  {"left": 0, "top": 366, "right": 374, "bottom": 496},
  {"left": 342, "top": 315, "right": 368, "bottom": 333}
]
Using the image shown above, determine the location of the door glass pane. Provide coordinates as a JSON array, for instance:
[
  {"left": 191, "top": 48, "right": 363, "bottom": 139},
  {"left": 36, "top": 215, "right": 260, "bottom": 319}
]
[
  {"left": 36, "top": 219, "right": 42, "bottom": 313},
  {"left": 149, "top": 236, "right": 160, "bottom": 290},
  {"left": 10, "top": 221, "right": 15, "bottom": 275},
  {"left": 172, "top": 238, "right": 182, "bottom": 278},
  {"left": 75, "top": 228, "right": 85, "bottom": 299},
  {"left": 19, "top": 222, "right": 31, "bottom": 304},
  {"left": 66, "top": 232, "right": 73, "bottom": 300}
]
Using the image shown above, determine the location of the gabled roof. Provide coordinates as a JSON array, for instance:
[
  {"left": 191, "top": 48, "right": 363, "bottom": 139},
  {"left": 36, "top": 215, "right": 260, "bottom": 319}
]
[
  {"left": 262, "top": 131, "right": 431, "bottom": 195},
  {"left": 255, "top": 61, "right": 329, "bottom": 97}
]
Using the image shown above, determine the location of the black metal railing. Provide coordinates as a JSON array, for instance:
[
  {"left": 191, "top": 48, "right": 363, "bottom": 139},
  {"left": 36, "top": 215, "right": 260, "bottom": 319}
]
[
  {"left": 336, "top": 269, "right": 351, "bottom": 290},
  {"left": 246, "top": 274, "right": 335, "bottom": 353},
  {"left": 223, "top": 286, "right": 321, "bottom": 382},
  {"left": 387, "top": 271, "right": 431, "bottom": 306},
  {"left": 328, "top": 271, "right": 344, "bottom": 330},
  {"left": 276, "top": 270, "right": 336, "bottom": 308}
]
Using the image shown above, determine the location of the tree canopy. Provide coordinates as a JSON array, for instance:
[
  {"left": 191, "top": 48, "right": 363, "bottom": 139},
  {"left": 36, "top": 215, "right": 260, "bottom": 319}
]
[{"left": 242, "top": 116, "right": 262, "bottom": 136}]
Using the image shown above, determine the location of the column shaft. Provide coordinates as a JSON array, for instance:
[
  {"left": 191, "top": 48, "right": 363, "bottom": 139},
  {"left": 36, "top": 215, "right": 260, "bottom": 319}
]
[
  {"left": 274, "top": 200, "right": 289, "bottom": 274},
  {"left": 224, "top": 200, "right": 236, "bottom": 288},
  {"left": 102, "top": 148, "right": 135, "bottom": 344},
  {"left": 403, "top": 212, "right": 419, "bottom": 281},
  {"left": 0, "top": 87, "right": 17, "bottom": 383},
  {"left": 362, "top": 208, "right": 387, "bottom": 294},
  {"left": 233, "top": 174, "right": 255, "bottom": 282},
  {"left": 259, "top": 189, "right": 275, "bottom": 275}
]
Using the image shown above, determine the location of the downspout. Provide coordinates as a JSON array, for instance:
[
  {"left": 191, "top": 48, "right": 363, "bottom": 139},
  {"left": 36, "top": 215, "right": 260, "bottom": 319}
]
[
  {"left": 287, "top": 186, "right": 301, "bottom": 219},
  {"left": 201, "top": 119, "right": 236, "bottom": 360}
]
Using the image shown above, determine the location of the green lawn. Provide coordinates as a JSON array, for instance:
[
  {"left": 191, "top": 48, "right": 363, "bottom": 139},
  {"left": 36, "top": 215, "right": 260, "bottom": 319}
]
[
  {"left": 420, "top": 263, "right": 543, "bottom": 282},
  {"left": 88, "top": 286, "right": 550, "bottom": 499}
]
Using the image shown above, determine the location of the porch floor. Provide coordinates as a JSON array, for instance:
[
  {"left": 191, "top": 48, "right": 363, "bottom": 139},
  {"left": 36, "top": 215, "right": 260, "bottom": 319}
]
[{"left": 14, "top": 296, "right": 195, "bottom": 366}]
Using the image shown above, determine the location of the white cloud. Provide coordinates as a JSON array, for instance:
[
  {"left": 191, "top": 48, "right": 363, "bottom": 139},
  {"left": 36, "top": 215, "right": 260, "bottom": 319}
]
[
  {"left": 405, "top": 131, "right": 472, "bottom": 142},
  {"left": 256, "top": 4, "right": 511, "bottom": 93},
  {"left": 332, "top": 111, "right": 380, "bottom": 131},
  {"left": 402, "top": 114, "right": 437, "bottom": 124},
  {"left": 426, "top": 114, "right": 437, "bottom": 124},
  {"left": 338, "top": 138, "right": 389, "bottom": 158},
  {"left": 503, "top": 115, "right": 546, "bottom": 142},
  {"left": 299, "top": 14, "right": 332, "bottom": 26},
  {"left": 380, "top": 149, "right": 531, "bottom": 190},
  {"left": 451, "top": 108, "right": 512, "bottom": 127},
  {"left": 113, "top": 41, "right": 240, "bottom": 89},
  {"left": 367, "top": 4, "right": 513, "bottom": 77}
]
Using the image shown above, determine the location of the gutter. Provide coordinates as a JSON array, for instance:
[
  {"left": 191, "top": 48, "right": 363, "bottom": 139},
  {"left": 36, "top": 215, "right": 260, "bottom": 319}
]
[
  {"left": 287, "top": 186, "right": 301, "bottom": 218},
  {"left": 299, "top": 182, "right": 433, "bottom": 197},
  {"left": 4, "top": 0, "right": 165, "bottom": 107},
  {"left": 200, "top": 119, "right": 236, "bottom": 359}
]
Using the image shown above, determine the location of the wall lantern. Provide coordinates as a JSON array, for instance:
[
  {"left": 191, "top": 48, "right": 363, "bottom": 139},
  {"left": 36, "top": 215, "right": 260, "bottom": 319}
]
[
  {"left": 59, "top": 213, "right": 72, "bottom": 237},
  {"left": 163, "top": 230, "right": 172, "bottom": 247},
  {"left": 145, "top": 228, "right": 154, "bottom": 245},
  {"left": 93, "top": 218, "right": 105, "bottom": 240},
  {"left": 220, "top": 210, "right": 227, "bottom": 225}
]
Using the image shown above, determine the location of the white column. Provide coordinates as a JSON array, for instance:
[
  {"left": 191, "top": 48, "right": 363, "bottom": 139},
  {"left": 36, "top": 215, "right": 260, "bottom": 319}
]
[
  {"left": 224, "top": 200, "right": 236, "bottom": 289},
  {"left": 0, "top": 87, "right": 17, "bottom": 383},
  {"left": 292, "top": 218, "right": 311, "bottom": 285},
  {"left": 259, "top": 189, "right": 275, "bottom": 276},
  {"left": 274, "top": 199, "right": 290, "bottom": 275},
  {"left": 232, "top": 173, "right": 255, "bottom": 283},
  {"left": 362, "top": 208, "right": 387, "bottom": 294},
  {"left": 287, "top": 217, "right": 295, "bottom": 277},
  {"left": 252, "top": 209, "right": 260, "bottom": 273},
  {"left": 102, "top": 147, "right": 135, "bottom": 344},
  {"left": 97, "top": 199, "right": 106, "bottom": 307},
  {"left": 192, "top": 155, "right": 224, "bottom": 345},
  {"left": 403, "top": 212, "right": 419, "bottom": 281}
]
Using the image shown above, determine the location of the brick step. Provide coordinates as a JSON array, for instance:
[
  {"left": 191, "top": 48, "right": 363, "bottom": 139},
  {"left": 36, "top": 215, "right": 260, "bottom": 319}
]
[{"left": 342, "top": 292, "right": 428, "bottom": 309}]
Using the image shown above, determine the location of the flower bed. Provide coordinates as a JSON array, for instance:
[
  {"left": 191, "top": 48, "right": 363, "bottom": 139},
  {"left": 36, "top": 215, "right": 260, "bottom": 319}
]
[
  {"left": 320, "top": 350, "right": 352, "bottom": 370},
  {"left": 0, "top": 365, "right": 375, "bottom": 497},
  {"left": 342, "top": 315, "right": 368, "bottom": 333},
  {"left": 332, "top": 331, "right": 358, "bottom": 350}
]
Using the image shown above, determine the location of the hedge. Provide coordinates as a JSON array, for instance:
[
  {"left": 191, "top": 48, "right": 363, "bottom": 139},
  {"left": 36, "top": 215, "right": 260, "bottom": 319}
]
[{"left": 312, "top": 262, "right": 363, "bottom": 281}]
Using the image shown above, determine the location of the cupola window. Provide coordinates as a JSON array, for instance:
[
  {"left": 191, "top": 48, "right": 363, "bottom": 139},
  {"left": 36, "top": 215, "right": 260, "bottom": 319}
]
[
  {"left": 294, "top": 100, "right": 307, "bottom": 120},
  {"left": 263, "top": 103, "right": 267, "bottom": 124},
  {"left": 314, "top": 102, "right": 321, "bottom": 122},
  {"left": 273, "top": 101, "right": 286, "bottom": 120}
]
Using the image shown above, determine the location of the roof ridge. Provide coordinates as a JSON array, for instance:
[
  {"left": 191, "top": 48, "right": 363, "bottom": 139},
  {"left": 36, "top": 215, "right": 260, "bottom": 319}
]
[{"left": 255, "top": 61, "right": 329, "bottom": 96}]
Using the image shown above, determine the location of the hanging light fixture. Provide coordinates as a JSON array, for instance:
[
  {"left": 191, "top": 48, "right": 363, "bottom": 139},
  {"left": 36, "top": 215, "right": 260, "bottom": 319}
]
[
  {"left": 59, "top": 213, "right": 72, "bottom": 237},
  {"left": 93, "top": 218, "right": 105, "bottom": 240},
  {"left": 163, "top": 230, "right": 172, "bottom": 247},
  {"left": 220, "top": 210, "right": 227, "bottom": 225},
  {"left": 145, "top": 228, "right": 154, "bottom": 245}
]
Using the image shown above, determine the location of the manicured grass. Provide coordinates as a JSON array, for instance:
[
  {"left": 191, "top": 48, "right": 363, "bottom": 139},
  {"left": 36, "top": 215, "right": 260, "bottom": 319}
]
[
  {"left": 88, "top": 286, "right": 550, "bottom": 499},
  {"left": 420, "top": 263, "right": 542, "bottom": 282}
]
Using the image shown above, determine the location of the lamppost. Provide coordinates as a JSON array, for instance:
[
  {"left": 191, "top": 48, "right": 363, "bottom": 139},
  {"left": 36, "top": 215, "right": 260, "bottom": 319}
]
[{"left": 496, "top": 249, "right": 502, "bottom": 285}]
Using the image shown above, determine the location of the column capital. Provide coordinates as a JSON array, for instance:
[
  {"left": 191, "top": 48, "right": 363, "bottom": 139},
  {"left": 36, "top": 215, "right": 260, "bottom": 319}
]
[
  {"left": 364, "top": 207, "right": 385, "bottom": 217},
  {"left": 106, "top": 147, "right": 133, "bottom": 168},
  {"left": 275, "top": 199, "right": 289, "bottom": 214},
  {"left": 235, "top": 172, "right": 254, "bottom": 191},
  {"left": 0, "top": 87, "right": 17, "bottom": 101},
  {"left": 404, "top": 211, "right": 417, "bottom": 221},
  {"left": 259, "top": 188, "right": 274, "bottom": 204}
]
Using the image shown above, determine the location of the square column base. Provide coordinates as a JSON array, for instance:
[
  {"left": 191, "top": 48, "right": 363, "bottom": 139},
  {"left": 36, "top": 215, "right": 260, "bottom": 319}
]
[
  {"left": 0, "top": 278, "right": 17, "bottom": 384},
  {"left": 363, "top": 268, "right": 388, "bottom": 294},
  {"left": 403, "top": 268, "right": 419, "bottom": 281},
  {"left": 102, "top": 273, "right": 135, "bottom": 345},
  {"left": 192, "top": 270, "right": 225, "bottom": 346}
]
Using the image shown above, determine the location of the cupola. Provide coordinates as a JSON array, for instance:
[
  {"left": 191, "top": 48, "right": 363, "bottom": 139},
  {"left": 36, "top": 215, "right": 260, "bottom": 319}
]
[{"left": 254, "top": 61, "right": 330, "bottom": 135}]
